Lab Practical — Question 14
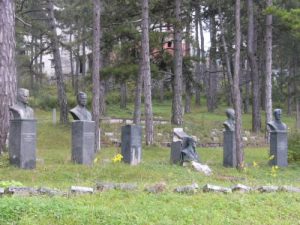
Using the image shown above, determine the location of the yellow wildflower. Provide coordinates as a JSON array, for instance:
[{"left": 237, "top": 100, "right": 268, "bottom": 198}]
[{"left": 112, "top": 154, "right": 123, "bottom": 163}]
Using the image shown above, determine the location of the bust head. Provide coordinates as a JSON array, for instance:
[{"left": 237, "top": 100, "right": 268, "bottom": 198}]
[
  {"left": 267, "top": 108, "right": 287, "bottom": 131},
  {"left": 273, "top": 108, "right": 282, "bottom": 122},
  {"left": 225, "top": 108, "right": 235, "bottom": 121},
  {"left": 17, "top": 88, "right": 30, "bottom": 105},
  {"left": 77, "top": 92, "right": 87, "bottom": 107}
]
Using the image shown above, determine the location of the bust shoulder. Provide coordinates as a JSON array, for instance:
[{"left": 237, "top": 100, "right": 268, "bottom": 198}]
[
  {"left": 267, "top": 121, "right": 287, "bottom": 131},
  {"left": 223, "top": 120, "right": 234, "bottom": 131}
]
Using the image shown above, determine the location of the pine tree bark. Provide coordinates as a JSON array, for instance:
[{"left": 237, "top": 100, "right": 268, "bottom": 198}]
[
  {"left": 99, "top": 79, "right": 106, "bottom": 117},
  {"left": 194, "top": 4, "right": 201, "bottom": 106},
  {"left": 219, "top": 5, "right": 233, "bottom": 105},
  {"left": 82, "top": 28, "right": 86, "bottom": 77},
  {"left": 0, "top": 0, "right": 17, "bottom": 154},
  {"left": 92, "top": 0, "right": 101, "bottom": 152},
  {"left": 297, "top": 98, "right": 300, "bottom": 131},
  {"left": 141, "top": 0, "right": 154, "bottom": 145},
  {"left": 265, "top": 0, "right": 273, "bottom": 129},
  {"left": 207, "top": 11, "right": 217, "bottom": 112},
  {"left": 39, "top": 34, "right": 43, "bottom": 85},
  {"left": 247, "top": 0, "right": 261, "bottom": 133},
  {"left": 133, "top": 60, "right": 143, "bottom": 125},
  {"left": 184, "top": 12, "right": 192, "bottom": 114},
  {"left": 120, "top": 82, "right": 127, "bottom": 109},
  {"left": 47, "top": 0, "right": 68, "bottom": 124},
  {"left": 69, "top": 33, "right": 74, "bottom": 88},
  {"left": 171, "top": 0, "right": 183, "bottom": 125},
  {"left": 233, "top": 0, "right": 244, "bottom": 169}
]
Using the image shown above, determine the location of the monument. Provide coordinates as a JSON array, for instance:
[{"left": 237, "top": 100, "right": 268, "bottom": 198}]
[
  {"left": 69, "top": 92, "right": 95, "bottom": 165},
  {"left": 121, "top": 125, "right": 142, "bottom": 165},
  {"left": 267, "top": 109, "right": 288, "bottom": 167},
  {"left": 9, "top": 88, "right": 36, "bottom": 169},
  {"left": 170, "top": 128, "right": 200, "bottom": 164},
  {"left": 223, "top": 108, "right": 236, "bottom": 167}
]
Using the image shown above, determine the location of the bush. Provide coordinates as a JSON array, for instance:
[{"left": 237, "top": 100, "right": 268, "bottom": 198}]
[
  {"left": 288, "top": 132, "right": 300, "bottom": 162},
  {"left": 31, "top": 94, "right": 57, "bottom": 110}
]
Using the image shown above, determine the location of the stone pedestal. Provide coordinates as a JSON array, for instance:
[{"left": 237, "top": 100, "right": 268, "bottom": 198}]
[
  {"left": 71, "top": 121, "right": 95, "bottom": 165},
  {"left": 170, "top": 141, "right": 182, "bottom": 164},
  {"left": 223, "top": 130, "right": 236, "bottom": 167},
  {"left": 9, "top": 119, "right": 36, "bottom": 169},
  {"left": 269, "top": 131, "right": 288, "bottom": 167},
  {"left": 121, "top": 125, "right": 142, "bottom": 165}
]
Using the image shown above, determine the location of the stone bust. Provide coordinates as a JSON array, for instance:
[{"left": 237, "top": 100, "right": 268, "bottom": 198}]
[
  {"left": 181, "top": 137, "right": 199, "bottom": 163},
  {"left": 9, "top": 88, "right": 34, "bottom": 119},
  {"left": 69, "top": 92, "right": 92, "bottom": 121},
  {"left": 267, "top": 109, "right": 287, "bottom": 131},
  {"left": 223, "top": 108, "right": 235, "bottom": 131}
]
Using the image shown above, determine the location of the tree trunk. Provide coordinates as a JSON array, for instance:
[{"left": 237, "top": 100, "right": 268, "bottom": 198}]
[
  {"left": 0, "top": 0, "right": 17, "bottom": 154},
  {"left": 75, "top": 38, "right": 80, "bottom": 95},
  {"left": 158, "top": 78, "right": 164, "bottom": 102},
  {"left": 244, "top": 63, "right": 250, "bottom": 113},
  {"left": 184, "top": 12, "right": 192, "bottom": 114},
  {"left": 234, "top": 0, "right": 244, "bottom": 169},
  {"left": 141, "top": 0, "right": 154, "bottom": 145},
  {"left": 133, "top": 60, "right": 143, "bottom": 125},
  {"left": 30, "top": 34, "right": 35, "bottom": 90},
  {"left": 47, "top": 0, "right": 68, "bottom": 124},
  {"left": 199, "top": 8, "right": 205, "bottom": 101},
  {"left": 171, "top": 0, "right": 183, "bottom": 125},
  {"left": 297, "top": 98, "right": 300, "bottom": 131},
  {"left": 247, "top": 0, "right": 261, "bottom": 133},
  {"left": 194, "top": 4, "right": 201, "bottom": 106},
  {"left": 99, "top": 79, "right": 106, "bottom": 117},
  {"left": 265, "top": 0, "right": 273, "bottom": 130},
  {"left": 219, "top": 5, "right": 233, "bottom": 105},
  {"left": 120, "top": 82, "right": 127, "bottom": 109},
  {"left": 82, "top": 28, "right": 86, "bottom": 77},
  {"left": 69, "top": 33, "right": 74, "bottom": 88},
  {"left": 92, "top": 0, "right": 101, "bottom": 152},
  {"left": 39, "top": 34, "right": 43, "bottom": 85},
  {"left": 287, "top": 64, "right": 293, "bottom": 116},
  {"left": 207, "top": 12, "right": 218, "bottom": 112}
]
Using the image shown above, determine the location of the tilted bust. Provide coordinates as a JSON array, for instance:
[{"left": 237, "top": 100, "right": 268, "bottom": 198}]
[
  {"left": 9, "top": 88, "right": 34, "bottom": 119},
  {"left": 69, "top": 92, "right": 92, "bottom": 121},
  {"left": 181, "top": 137, "right": 199, "bottom": 163},
  {"left": 223, "top": 108, "right": 235, "bottom": 131},
  {"left": 267, "top": 109, "right": 287, "bottom": 131}
]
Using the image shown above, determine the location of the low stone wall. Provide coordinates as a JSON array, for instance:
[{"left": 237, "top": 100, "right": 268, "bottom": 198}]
[{"left": 1, "top": 183, "right": 299, "bottom": 197}]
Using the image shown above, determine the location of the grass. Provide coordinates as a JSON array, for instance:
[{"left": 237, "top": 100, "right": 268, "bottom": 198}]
[{"left": 0, "top": 103, "right": 299, "bottom": 224}]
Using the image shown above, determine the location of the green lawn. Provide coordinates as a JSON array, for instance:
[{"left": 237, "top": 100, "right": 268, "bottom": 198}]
[{"left": 0, "top": 107, "right": 299, "bottom": 225}]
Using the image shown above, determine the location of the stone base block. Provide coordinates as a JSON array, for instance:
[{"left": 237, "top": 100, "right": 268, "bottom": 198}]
[
  {"left": 269, "top": 131, "right": 288, "bottom": 167},
  {"left": 121, "top": 125, "right": 142, "bottom": 165},
  {"left": 223, "top": 130, "right": 236, "bottom": 167},
  {"left": 71, "top": 121, "right": 95, "bottom": 165},
  {"left": 9, "top": 119, "right": 36, "bottom": 169},
  {"left": 170, "top": 141, "right": 182, "bottom": 164}
]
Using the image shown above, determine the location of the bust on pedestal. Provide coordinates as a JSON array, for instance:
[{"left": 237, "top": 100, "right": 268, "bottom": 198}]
[
  {"left": 223, "top": 108, "right": 236, "bottom": 167},
  {"left": 267, "top": 109, "right": 288, "bottom": 167},
  {"left": 69, "top": 92, "right": 95, "bottom": 165},
  {"left": 9, "top": 88, "right": 36, "bottom": 169}
]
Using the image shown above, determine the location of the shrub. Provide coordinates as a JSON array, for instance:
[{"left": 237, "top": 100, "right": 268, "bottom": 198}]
[{"left": 288, "top": 132, "right": 300, "bottom": 162}]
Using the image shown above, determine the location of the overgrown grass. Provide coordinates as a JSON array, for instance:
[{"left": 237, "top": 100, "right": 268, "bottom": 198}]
[
  {"left": 0, "top": 192, "right": 300, "bottom": 225},
  {"left": 0, "top": 105, "right": 299, "bottom": 224}
]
